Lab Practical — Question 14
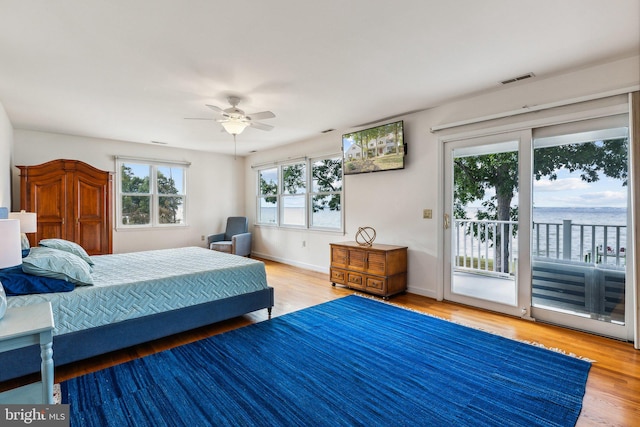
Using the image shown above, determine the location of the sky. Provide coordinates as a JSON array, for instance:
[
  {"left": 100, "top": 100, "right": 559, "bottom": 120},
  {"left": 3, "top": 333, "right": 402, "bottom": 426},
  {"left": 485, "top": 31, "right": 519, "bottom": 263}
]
[
  {"left": 533, "top": 168, "right": 627, "bottom": 208},
  {"left": 468, "top": 167, "right": 628, "bottom": 210}
]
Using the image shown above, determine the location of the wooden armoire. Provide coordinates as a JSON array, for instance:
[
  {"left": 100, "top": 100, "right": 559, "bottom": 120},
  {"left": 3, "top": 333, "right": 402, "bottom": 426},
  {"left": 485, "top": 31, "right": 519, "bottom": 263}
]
[{"left": 18, "top": 159, "right": 113, "bottom": 255}]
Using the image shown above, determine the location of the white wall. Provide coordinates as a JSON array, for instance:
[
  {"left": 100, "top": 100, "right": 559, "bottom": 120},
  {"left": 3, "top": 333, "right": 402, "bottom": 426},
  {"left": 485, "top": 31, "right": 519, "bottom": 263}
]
[
  {"left": 11, "top": 130, "right": 246, "bottom": 254},
  {"left": 0, "top": 101, "right": 13, "bottom": 208},
  {"left": 245, "top": 55, "right": 640, "bottom": 298}
]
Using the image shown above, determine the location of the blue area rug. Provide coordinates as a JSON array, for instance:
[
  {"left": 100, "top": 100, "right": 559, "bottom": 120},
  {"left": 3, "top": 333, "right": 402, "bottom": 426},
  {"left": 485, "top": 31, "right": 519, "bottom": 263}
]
[{"left": 63, "top": 295, "right": 590, "bottom": 426}]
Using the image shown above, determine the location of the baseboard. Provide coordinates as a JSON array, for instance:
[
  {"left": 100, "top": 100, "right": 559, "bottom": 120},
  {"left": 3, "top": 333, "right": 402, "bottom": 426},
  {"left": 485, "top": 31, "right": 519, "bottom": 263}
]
[
  {"left": 251, "top": 252, "right": 329, "bottom": 274},
  {"left": 252, "top": 251, "right": 438, "bottom": 300},
  {"left": 407, "top": 286, "right": 437, "bottom": 299}
]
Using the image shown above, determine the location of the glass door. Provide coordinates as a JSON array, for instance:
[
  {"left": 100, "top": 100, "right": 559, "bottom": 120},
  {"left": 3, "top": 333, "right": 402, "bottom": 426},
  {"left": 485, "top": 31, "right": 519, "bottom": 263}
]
[
  {"left": 530, "top": 115, "right": 632, "bottom": 340},
  {"left": 444, "top": 131, "right": 532, "bottom": 318}
]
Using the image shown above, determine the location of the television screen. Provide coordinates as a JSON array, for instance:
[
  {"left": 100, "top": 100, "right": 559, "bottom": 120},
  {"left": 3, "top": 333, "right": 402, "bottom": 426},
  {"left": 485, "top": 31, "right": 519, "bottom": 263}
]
[{"left": 342, "top": 120, "right": 405, "bottom": 175}]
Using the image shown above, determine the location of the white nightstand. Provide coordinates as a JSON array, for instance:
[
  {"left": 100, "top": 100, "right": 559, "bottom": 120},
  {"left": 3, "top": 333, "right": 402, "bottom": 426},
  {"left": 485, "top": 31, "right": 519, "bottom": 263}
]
[{"left": 0, "top": 302, "right": 55, "bottom": 404}]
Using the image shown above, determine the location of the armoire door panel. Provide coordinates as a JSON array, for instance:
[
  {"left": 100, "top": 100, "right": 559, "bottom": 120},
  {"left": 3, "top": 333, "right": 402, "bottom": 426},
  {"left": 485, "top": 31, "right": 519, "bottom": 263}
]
[
  {"left": 77, "top": 222, "right": 104, "bottom": 254},
  {"left": 74, "top": 174, "right": 110, "bottom": 254},
  {"left": 76, "top": 178, "right": 104, "bottom": 218},
  {"left": 26, "top": 174, "right": 67, "bottom": 245},
  {"left": 38, "top": 223, "right": 65, "bottom": 242}
]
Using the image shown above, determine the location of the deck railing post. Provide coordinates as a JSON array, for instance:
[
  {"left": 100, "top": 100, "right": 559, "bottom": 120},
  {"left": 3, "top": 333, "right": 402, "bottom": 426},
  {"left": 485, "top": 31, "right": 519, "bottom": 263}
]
[{"left": 563, "top": 219, "right": 572, "bottom": 261}]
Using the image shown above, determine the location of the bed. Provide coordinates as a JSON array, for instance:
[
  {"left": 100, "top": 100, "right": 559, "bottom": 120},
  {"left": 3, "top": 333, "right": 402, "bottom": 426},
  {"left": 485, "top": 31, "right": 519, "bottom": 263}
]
[{"left": 0, "top": 246, "right": 274, "bottom": 382}]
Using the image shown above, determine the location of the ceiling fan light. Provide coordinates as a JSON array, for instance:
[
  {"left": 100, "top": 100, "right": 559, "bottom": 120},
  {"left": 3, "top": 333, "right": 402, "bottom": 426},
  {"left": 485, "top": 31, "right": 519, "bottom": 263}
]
[{"left": 221, "top": 120, "right": 249, "bottom": 135}]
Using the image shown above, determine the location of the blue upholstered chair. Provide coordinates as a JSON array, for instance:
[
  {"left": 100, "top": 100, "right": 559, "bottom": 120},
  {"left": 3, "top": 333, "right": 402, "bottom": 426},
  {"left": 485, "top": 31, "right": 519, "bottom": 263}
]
[{"left": 207, "top": 217, "right": 252, "bottom": 257}]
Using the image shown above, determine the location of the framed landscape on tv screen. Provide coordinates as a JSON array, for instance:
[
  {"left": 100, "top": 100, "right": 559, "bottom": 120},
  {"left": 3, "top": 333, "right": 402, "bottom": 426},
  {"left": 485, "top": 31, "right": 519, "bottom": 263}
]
[{"left": 342, "top": 120, "right": 405, "bottom": 175}]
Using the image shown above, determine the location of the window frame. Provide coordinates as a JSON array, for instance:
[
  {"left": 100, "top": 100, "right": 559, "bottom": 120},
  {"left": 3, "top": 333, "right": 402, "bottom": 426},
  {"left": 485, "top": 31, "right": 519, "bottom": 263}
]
[
  {"left": 255, "top": 154, "right": 343, "bottom": 232},
  {"left": 116, "top": 158, "right": 188, "bottom": 229},
  {"left": 280, "top": 161, "right": 307, "bottom": 228},
  {"left": 309, "top": 155, "right": 344, "bottom": 231},
  {"left": 257, "top": 166, "right": 279, "bottom": 226}
]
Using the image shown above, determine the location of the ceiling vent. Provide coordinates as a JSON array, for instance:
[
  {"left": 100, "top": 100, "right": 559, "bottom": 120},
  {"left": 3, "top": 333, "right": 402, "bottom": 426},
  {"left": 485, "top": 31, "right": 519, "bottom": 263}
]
[
  {"left": 500, "top": 72, "right": 535, "bottom": 85},
  {"left": 321, "top": 128, "right": 335, "bottom": 134},
  {"left": 150, "top": 140, "right": 168, "bottom": 145}
]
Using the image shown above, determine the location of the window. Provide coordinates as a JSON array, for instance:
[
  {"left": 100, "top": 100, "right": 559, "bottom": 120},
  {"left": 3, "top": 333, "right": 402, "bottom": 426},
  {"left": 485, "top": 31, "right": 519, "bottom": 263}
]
[
  {"left": 281, "top": 162, "right": 306, "bottom": 227},
  {"left": 310, "top": 157, "right": 342, "bottom": 229},
  {"left": 117, "top": 159, "right": 187, "bottom": 228},
  {"left": 257, "top": 167, "right": 278, "bottom": 225},
  {"left": 256, "top": 155, "right": 343, "bottom": 231},
  {"left": 157, "top": 165, "right": 186, "bottom": 224}
]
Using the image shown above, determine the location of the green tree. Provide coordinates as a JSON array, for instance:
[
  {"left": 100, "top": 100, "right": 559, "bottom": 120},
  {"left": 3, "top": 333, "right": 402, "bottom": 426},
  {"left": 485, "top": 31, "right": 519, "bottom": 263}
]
[
  {"left": 259, "top": 174, "right": 278, "bottom": 204},
  {"left": 454, "top": 138, "right": 628, "bottom": 273},
  {"left": 157, "top": 171, "right": 182, "bottom": 224},
  {"left": 282, "top": 164, "right": 305, "bottom": 194},
  {"left": 121, "top": 164, "right": 150, "bottom": 225},
  {"left": 312, "top": 158, "right": 342, "bottom": 212}
]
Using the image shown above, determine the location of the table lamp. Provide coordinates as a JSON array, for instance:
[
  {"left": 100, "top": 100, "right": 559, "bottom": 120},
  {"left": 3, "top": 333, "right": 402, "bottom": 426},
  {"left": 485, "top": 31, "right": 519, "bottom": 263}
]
[
  {"left": 9, "top": 210, "right": 37, "bottom": 250},
  {"left": 0, "top": 219, "right": 22, "bottom": 319}
]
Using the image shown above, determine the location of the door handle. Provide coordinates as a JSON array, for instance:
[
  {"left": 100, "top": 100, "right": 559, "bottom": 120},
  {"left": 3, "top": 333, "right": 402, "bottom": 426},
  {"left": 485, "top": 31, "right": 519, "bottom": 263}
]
[{"left": 444, "top": 213, "right": 450, "bottom": 230}]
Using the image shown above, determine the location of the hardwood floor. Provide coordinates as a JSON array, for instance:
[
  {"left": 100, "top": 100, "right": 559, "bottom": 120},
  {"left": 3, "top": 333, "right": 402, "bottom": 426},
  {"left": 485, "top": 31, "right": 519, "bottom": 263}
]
[{"left": 6, "top": 258, "right": 640, "bottom": 425}]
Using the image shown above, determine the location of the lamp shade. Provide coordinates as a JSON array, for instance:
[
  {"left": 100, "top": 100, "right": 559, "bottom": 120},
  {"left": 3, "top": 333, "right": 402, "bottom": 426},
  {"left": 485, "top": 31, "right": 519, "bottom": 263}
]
[
  {"left": 0, "top": 219, "right": 22, "bottom": 269},
  {"left": 9, "top": 210, "right": 37, "bottom": 233},
  {"left": 221, "top": 120, "right": 249, "bottom": 135}
]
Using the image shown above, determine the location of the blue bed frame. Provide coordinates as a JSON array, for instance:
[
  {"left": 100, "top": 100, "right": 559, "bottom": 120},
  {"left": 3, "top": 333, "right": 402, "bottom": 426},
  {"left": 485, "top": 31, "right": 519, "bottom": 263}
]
[{"left": 0, "top": 286, "right": 274, "bottom": 382}]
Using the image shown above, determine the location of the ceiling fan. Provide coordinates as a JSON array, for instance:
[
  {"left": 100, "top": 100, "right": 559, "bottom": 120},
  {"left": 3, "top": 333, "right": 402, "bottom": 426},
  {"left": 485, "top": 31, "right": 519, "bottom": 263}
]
[{"left": 187, "top": 96, "right": 276, "bottom": 135}]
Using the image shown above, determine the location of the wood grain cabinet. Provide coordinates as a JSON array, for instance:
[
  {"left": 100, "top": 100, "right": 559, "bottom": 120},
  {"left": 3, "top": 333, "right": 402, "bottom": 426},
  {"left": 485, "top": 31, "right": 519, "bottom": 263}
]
[
  {"left": 330, "top": 241, "right": 407, "bottom": 299},
  {"left": 18, "top": 159, "right": 113, "bottom": 254}
]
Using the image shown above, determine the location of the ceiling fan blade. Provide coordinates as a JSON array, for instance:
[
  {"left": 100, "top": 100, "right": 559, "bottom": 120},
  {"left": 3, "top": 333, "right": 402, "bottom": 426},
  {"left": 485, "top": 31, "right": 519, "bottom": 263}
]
[
  {"left": 246, "top": 111, "right": 275, "bottom": 120},
  {"left": 205, "top": 104, "right": 225, "bottom": 114},
  {"left": 249, "top": 121, "right": 274, "bottom": 131}
]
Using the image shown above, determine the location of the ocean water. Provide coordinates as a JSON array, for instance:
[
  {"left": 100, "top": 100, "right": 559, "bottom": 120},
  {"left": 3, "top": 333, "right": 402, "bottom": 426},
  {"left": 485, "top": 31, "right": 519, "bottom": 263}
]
[
  {"left": 465, "top": 206, "right": 627, "bottom": 225},
  {"left": 258, "top": 206, "right": 341, "bottom": 228},
  {"left": 532, "top": 207, "right": 627, "bottom": 226},
  {"left": 532, "top": 207, "right": 627, "bottom": 263}
]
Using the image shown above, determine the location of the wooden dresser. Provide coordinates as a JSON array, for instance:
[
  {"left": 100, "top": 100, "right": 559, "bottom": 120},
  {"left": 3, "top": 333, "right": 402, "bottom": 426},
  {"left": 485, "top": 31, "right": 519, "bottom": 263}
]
[
  {"left": 18, "top": 159, "right": 113, "bottom": 255},
  {"left": 330, "top": 241, "right": 407, "bottom": 299}
]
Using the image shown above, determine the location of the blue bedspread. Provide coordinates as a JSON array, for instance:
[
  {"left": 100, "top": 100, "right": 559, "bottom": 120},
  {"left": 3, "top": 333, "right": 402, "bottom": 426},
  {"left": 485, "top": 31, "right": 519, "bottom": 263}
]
[{"left": 0, "top": 265, "right": 75, "bottom": 295}]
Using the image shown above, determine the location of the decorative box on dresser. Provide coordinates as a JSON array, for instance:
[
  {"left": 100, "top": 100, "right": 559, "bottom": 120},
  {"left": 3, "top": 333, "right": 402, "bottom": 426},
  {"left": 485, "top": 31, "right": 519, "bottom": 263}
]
[
  {"left": 330, "top": 241, "right": 407, "bottom": 300},
  {"left": 18, "top": 159, "right": 113, "bottom": 254}
]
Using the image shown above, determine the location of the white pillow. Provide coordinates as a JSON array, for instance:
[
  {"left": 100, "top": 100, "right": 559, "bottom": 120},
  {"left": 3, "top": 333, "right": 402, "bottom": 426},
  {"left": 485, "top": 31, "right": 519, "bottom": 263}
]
[
  {"left": 22, "top": 247, "right": 94, "bottom": 286},
  {"left": 39, "top": 238, "right": 94, "bottom": 266}
]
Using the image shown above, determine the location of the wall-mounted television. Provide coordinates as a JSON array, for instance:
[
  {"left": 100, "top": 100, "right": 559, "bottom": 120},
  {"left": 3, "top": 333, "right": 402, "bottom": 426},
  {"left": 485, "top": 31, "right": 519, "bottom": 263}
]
[{"left": 342, "top": 120, "right": 405, "bottom": 175}]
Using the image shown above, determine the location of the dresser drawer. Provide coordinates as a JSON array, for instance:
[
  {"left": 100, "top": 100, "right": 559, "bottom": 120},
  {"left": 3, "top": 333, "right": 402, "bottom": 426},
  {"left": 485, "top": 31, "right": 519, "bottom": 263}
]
[
  {"left": 366, "top": 276, "right": 386, "bottom": 292},
  {"left": 347, "top": 272, "right": 365, "bottom": 290},
  {"left": 330, "top": 268, "right": 347, "bottom": 284}
]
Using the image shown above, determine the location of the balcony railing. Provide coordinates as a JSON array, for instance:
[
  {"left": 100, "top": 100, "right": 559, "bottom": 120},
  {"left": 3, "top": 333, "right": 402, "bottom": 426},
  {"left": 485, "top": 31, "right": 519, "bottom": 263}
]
[
  {"left": 454, "top": 218, "right": 627, "bottom": 276},
  {"left": 453, "top": 218, "right": 626, "bottom": 323},
  {"left": 454, "top": 219, "right": 517, "bottom": 277},
  {"left": 533, "top": 220, "right": 626, "bottom": 267}
]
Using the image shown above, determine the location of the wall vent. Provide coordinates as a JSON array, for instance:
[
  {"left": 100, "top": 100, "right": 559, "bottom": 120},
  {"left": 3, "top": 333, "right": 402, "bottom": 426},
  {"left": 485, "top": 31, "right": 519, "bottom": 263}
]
[
  {"left": 321, "top": 128, "right": 335, "bottom": 134},
  {"left": 500, "top": 72, "right": 535, "bottom": 85}
]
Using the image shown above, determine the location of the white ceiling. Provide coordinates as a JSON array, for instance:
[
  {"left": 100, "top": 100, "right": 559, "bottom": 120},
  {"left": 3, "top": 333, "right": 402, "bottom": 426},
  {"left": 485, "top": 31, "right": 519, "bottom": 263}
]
[{"left": 0, "top": 0, "right": 638, "bottom": 156}]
